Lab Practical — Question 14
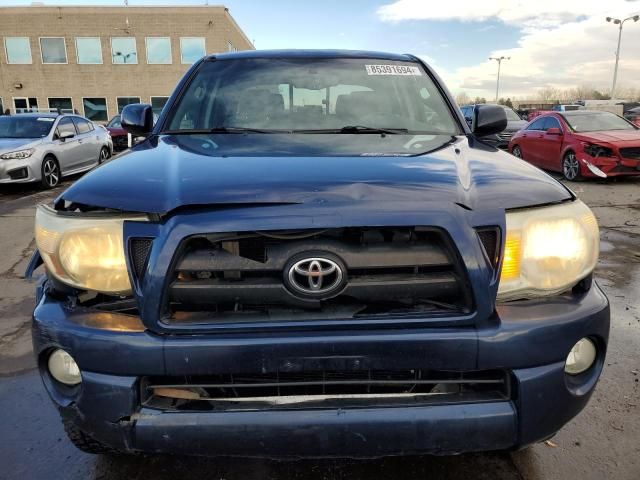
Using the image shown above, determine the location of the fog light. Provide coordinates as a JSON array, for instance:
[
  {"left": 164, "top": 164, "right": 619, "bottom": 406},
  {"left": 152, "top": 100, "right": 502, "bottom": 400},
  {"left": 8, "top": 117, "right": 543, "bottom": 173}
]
[
  {"left": 565, "top": 338, "right": 597, "bottom": 375},
  {"left": 48, "top": 349, "right": 82, "bottom": 385}
]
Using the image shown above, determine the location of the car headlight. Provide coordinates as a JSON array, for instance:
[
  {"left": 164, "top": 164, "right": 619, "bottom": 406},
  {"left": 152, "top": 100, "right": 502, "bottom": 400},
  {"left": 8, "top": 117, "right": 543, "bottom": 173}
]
[
  {"left": 582, "top": 142, "right": 613, "bottom": 158},
  {"left": 0, "top": 148, "right": 35, "bottom": 160},
  {"left": 35, "top": 204, "right": 147, "bottom": 295},
  {"left": 498, "top": 200, "right": 599, "bottom": 301}
]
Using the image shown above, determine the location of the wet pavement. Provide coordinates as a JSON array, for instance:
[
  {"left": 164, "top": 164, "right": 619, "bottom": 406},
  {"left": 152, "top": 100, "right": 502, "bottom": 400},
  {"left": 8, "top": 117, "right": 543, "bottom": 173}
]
[{"left": 1, "top": 176, "right": 639, "bottom": 480}]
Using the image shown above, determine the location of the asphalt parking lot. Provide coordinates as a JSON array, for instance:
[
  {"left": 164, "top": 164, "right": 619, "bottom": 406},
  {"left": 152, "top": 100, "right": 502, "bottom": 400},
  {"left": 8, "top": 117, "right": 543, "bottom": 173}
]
[{"left": 1, "top": 174, "right": 639, "bottom": 480}]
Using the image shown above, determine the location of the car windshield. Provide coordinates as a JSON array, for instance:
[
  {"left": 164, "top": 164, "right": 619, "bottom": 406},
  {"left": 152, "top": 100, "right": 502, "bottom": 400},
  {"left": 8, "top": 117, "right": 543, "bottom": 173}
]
[
  {"left": 163, "top": 57, "right": 459, "bottom": 135},
  {"left": 502, "top": 107, "right": 521, "bottom": 121},
  {"left": 107, "top": 116, "right": 122, "bottom": 128},
  {"left": 562, "top": 112, "right": 636, "bottom": 132},
  {"left": 0, "top": 116, "right": 55, "bottom": 138}
]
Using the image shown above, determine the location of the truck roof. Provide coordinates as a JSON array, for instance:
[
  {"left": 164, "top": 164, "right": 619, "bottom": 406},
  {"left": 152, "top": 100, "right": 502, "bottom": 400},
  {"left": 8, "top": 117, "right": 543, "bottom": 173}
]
[{"left": 207, "top": 49, "right": 416, "bottom": 62}]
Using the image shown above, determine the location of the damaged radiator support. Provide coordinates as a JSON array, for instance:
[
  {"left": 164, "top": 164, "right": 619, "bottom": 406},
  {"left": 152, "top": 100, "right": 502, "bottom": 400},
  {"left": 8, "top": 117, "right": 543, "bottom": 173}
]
[{"left": 141, "top": 369, "right": 510, "bottom": 411}]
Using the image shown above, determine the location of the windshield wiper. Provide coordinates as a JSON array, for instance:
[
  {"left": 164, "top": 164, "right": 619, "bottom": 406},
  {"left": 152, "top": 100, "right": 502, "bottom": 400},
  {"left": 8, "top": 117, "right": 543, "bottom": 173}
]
[
  {"left": 292, "top": 126, "right": 409, "bottom": 134},
  {"left": 162, "top": 127, "right": 287, "bottom": 135}
]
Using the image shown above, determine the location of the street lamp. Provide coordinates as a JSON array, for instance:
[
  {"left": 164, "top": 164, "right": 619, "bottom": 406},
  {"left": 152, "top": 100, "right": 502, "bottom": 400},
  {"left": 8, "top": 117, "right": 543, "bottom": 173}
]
[
  {"left": 606, "top": 15, "right": 639, "bottom": 99},
  {"left": 489, "top": 56, "right": 510, "bottom": 102}
]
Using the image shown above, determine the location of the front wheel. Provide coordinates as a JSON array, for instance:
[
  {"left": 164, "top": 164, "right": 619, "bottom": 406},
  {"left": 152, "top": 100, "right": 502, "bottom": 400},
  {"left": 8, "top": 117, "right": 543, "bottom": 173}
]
[
  {"left": 98, "top": 146, "right": 110, "bottom": 164},
  {"left": 62, "top": 419, "right": 123, "bottom": 455},
  {"left": 512, "top": 145, "right": 522, "bottom": 158},
  {"left": 40, "top": 156, "right": 60, "bottom": 189},
  {"left": 562, "top": 152, "right": 582, "bottom": 181}
]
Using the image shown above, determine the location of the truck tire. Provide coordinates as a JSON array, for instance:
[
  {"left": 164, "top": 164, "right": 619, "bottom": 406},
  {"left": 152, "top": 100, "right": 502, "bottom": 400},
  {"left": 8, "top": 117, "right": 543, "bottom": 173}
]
[{"left": 62, "top": 418, "right": 123, "bottom": 455}]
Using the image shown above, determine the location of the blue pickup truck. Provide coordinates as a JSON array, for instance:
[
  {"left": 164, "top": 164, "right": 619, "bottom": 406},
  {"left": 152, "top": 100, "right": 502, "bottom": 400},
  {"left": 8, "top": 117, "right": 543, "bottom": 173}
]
[{"left": 29, "top": 50, "right": 608, "bottom": 458}]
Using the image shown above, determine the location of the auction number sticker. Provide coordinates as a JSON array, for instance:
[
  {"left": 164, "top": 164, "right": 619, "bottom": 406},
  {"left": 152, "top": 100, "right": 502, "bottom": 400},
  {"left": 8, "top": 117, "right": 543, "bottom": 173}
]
[{"left": 365, "top": 64, "right": 422, "bottom": 76}]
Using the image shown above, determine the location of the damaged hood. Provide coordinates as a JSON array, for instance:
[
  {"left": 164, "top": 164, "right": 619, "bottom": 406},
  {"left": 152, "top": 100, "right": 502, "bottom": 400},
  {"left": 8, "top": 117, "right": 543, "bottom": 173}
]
[
  {"left": 59, "top": 133, "right": 572, "bottom": 215},
  {"left": 574, "top": 130, "right": 640, "bottom": 144}
]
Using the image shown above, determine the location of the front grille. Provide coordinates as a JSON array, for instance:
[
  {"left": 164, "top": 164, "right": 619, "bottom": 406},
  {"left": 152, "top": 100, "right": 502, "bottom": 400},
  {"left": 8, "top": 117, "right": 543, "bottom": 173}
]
[
  {"left": 476, "top": 227, "right": 500, "bottom": 270},
  {"left": 141, "top": 369, "right": 509, "bottom": 411},
  {"left": 163, "top": 227, "right": 472, "bottom": 325},
  {"left": 619, "top": 147, "right": 640, "bottom": 160},
  {"left": 497, "top": 132, "right": 512, "bottom": 140},
  {"left": 129, "top": 238, "right": 153, "bottom": 282}
]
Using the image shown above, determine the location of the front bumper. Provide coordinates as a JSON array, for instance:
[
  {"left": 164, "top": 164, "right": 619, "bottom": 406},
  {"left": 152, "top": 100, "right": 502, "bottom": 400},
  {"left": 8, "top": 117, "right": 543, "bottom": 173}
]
[
  {"left": 579, "top": 154, "right": 640, "bottom": 178},
  {"left": 0, "top": 155, "right": 41, "bottom": 183},
  {"left": 32, "top": 282, "right": 609, "bottom": 458}
]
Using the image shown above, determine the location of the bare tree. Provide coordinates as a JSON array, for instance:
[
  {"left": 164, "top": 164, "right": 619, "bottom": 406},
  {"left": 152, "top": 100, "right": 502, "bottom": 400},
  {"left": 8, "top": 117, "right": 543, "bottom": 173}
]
[{"left": 455, "top": 92, "right": 471, "bottom": 106}]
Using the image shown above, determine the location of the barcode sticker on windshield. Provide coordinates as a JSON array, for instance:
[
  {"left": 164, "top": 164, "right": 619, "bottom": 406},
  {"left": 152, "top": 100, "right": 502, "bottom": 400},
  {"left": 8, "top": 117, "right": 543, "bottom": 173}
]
[{"left": 365, "top": 64, "right": 422, "bottom": 76}]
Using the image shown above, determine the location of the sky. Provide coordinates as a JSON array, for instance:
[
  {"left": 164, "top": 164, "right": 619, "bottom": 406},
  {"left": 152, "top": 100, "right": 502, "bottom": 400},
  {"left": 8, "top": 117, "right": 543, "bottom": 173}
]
[{"left": 5, "top": 0, "right": 640, "bottom": 99}]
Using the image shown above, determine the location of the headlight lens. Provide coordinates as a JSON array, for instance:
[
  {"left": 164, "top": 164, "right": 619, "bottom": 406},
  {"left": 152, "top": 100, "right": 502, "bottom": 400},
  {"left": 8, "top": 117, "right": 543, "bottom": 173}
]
[
  {"left": 48, "top": 349, "right": 82, "bottom": 385},
  {"left": 498, "top": 200, "right": 599, "bottom": 301},
  {"left": 582, "top": 142, "right": 613, "bottom": 158},
  {"left": 35, "top": 204, "right": 147, "bottom": 294},
  {"left": 0, "top": 148, "right": 35, "bottom": 160}
]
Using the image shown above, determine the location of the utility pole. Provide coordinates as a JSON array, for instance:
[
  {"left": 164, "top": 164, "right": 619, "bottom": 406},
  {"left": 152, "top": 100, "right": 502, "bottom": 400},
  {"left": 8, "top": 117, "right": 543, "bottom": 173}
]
[
  {"left": 606, "top": 15, "right": 639, "bottom": 99},
  {"left": 489, "top": 56, "right": 510, "bottom": 102}
]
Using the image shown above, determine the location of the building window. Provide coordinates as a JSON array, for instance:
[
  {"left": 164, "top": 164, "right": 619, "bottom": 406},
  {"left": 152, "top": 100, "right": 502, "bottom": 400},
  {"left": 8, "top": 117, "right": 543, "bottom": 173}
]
[
  {"left": 4, "top": 37, "right": 32, "bottom": 64},
  {"left": 48, "top": 97, "right": 73, "bottom": 113},
  {"left": 0, "top": 98, "right": 4, "bottom": 115},
  {"left": 76, "top": 37, "right": 102, "bottom": 64},
  {"left": 13, "top": 97, "right": 38, "bottom": 113},
  {"left": 117, "top": 97, "right": 140, "bottom": 114},
  {"left": 146, "top": 37, "right": 171, "bottom": 64},
  {"left": 150, "top": 96, "right": 169, "bottom": 116},
  {"left": 180, "top": 37, "right": 205, "bottom": 64},
  {"left": 40, "top": 37, "right": 67, "bottom": 64},
  {"left": 83, "top": 98, "right": 108, "bottom": 122},
  {"left": 111, "top": 37, "right": 137, "bottom": 64}
]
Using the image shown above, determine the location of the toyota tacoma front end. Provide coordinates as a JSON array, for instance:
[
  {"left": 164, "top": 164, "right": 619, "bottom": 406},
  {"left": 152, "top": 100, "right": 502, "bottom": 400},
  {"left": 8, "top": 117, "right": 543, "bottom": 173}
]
[{"left": 30, "top": 50, "right": 609, "bottom": 458}]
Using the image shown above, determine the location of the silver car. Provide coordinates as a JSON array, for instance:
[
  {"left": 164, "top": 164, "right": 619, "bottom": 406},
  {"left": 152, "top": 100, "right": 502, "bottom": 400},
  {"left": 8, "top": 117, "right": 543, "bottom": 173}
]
[{"left": 0, "top": 112, "right": 113, "bottom": 189}]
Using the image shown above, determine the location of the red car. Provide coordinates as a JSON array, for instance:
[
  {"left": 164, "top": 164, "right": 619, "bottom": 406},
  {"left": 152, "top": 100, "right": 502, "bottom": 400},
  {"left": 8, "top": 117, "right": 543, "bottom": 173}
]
[
  {"left": 106, "top": 115, "right": 128, "bottom": 152},
  {"left": 509, "top": 110, "right": 640, "bottom": 180}
]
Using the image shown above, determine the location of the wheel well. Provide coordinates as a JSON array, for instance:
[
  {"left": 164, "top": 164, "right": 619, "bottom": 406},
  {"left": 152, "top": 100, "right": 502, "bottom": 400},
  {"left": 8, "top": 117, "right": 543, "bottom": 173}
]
[{"left": 563, "top": 149, "right": 575, "bottom": 159}]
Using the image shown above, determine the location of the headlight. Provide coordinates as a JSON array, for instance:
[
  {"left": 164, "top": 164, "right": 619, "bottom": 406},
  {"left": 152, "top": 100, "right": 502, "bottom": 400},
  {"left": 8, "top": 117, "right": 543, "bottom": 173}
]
[
  {"left": 582, "top": 142, "right": 613, "bottom": 158},
  {"left": 0, "top": 148, "right": 35, "bottom": 160},
  {"left": 35, "top": 204, "right": 147, "bottom": 294},
  {"left": 498, "top": 200, "right": 599, "bottom": 301}
]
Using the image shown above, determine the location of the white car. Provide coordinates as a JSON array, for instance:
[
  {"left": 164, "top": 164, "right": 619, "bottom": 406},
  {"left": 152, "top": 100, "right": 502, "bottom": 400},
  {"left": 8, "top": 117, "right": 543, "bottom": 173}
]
[{"left": 0, "top": 112, "right": 112, "bottom": 188}]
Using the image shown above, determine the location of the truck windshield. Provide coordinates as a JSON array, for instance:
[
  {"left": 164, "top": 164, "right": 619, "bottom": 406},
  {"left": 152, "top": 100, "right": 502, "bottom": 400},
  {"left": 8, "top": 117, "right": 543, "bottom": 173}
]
[
  {"left": 163, "top": 57, "right": 459, "bottom": 135},
  {"left": 562, "top": 112, "right": 636, "bottom": 132},
  {"left": 0, "top": 116, "right": 55, "bottom": 138}
]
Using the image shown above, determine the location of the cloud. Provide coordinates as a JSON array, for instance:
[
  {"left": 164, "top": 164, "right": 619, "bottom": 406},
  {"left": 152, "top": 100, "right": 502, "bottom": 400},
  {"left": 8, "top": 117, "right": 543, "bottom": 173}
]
[{"left": 378, "top": 0, "right": 640, "bottom": 98}]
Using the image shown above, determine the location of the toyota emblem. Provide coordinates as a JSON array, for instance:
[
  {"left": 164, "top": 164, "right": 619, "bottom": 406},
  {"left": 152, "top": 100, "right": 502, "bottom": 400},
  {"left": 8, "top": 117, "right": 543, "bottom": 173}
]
[{"left": 285, "top": 256, "right": 345, "bottom": 297}]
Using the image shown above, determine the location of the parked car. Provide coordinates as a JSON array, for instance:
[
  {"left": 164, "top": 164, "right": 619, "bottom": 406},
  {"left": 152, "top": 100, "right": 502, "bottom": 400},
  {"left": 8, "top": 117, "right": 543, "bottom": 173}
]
[
  {"left": 552, "top": 104, "right": 584, "bottom": 112},
  {"left": 0, "top": 112, "right": 112, "bottom": 188},
  {"left": 624, "top": 106, "right": 640, "bottom": 127},
  {"left": 29, "top": 50, "right": 608, "bottom": 458},
  {"left": 509, "top": 110, "right": 640, "bottom": 180},
  {"left": 527, "top": 109, "right": 553, "bottom": 121},
  {"left": 460, "top": 104, "right": 526, "bottom": 149},
  {"left": 106, "top": 115, "right": 128, "bottom": 151}
]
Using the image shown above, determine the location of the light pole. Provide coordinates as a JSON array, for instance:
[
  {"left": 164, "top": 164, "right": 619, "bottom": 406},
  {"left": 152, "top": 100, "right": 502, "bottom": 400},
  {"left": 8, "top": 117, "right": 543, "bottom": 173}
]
[
  {"left": 606, "top": 15, "right": 639, "bottom": 99},
  {"left": 489, "top": 56, "right": 510, "bottom": 102}
]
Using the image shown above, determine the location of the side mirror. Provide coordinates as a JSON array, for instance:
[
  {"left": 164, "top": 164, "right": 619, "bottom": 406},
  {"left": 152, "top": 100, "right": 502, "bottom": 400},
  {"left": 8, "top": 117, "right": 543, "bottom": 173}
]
[
  {"left": 121, "top": 103, "right": 154, "bottom": 136},
  {"left": 58, "top": 130, "right": 75, "bottom": 141},
  {"left": 472, "top": 105, "right": 508, "bottom": 137},
  {"left": 546, "top": 127, "right": 562, "bottom": 136}
]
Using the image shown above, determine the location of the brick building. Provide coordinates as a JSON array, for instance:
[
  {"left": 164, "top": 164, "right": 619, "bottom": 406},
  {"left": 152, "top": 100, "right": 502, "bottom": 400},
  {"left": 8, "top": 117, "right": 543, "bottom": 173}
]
[{"left": 0, "top": 5, "right": 253, "bottom": 121}]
